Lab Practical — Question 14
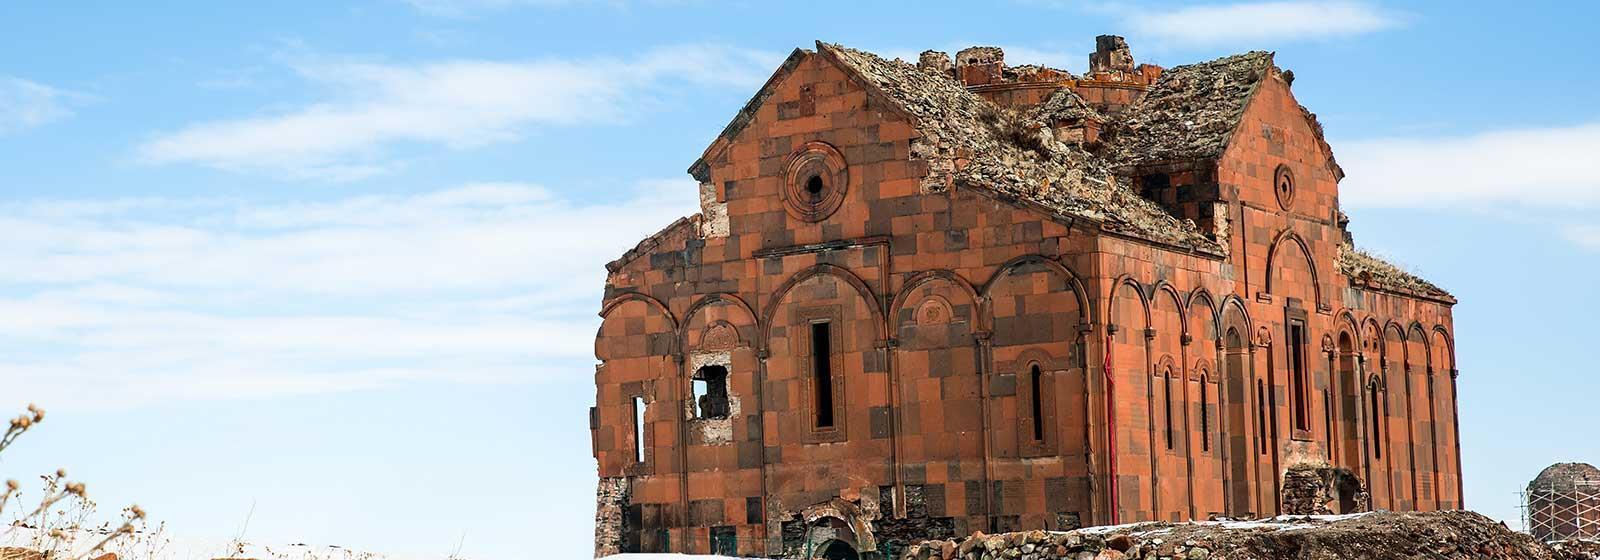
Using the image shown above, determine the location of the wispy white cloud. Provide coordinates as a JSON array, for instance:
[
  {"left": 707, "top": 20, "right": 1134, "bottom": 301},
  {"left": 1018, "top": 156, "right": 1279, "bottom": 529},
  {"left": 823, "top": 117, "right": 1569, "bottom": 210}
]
[
  {"left": 402, "top": 0, "right": 694, "bottom": 17},
  {"left": 137, "top": 45, "right": 779, "bottom": 180},
  {"left": 1337, "top": 122, "right": 1600, "bottom": 208},
  {"left": 404, "top": 0, "right": 577, "bottom": 16},
  {"left": 1128, "top": 1, "right": 1402, "bottom": 46},
  {"left": 0, "top": 77, "right": 81, "bottom": 134},
  {"left": 1563, "top": 225, "right": 1600, "bottom": 251},
  {"left": 0, "top": 179, "right": 699, "bottom": 410}
]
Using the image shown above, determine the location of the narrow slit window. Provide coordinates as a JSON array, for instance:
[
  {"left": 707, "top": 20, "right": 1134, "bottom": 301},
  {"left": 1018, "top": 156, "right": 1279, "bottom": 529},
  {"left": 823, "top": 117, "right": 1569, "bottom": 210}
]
[
  {"left": 1289, "top": 322, "right": 1309, "bottom": 431},
  {"left": 1256, "top": 380, "right": 1268, "bottom": 455},
  {"left": 693, "top": 365, "right": 729, "bottom": 420},
  {"left": 811, "top": 322, "right": 834, "bottom": 429},
  {"left": 1369, "top": 384, "right": 1383, "bottom": 459},
  {"left": 1030, "top": 364, "right": 1045, "bottom": 441},
  {"left": 1200, "top": 377, "right": 1211, "bottom": 453},
  {"left": 1323, "top": 388, "right": 1333, "bottom": 446},
  {"left": 1163, "top": 372, "right": 1174, "bottom": 450},
  {"left": 632, "top": 396, "right": 647, "bottom": 464}
]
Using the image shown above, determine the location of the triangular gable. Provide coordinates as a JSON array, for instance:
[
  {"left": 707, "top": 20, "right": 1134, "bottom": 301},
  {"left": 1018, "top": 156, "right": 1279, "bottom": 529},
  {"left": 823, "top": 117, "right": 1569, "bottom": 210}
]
[
  {"left": 688, "top": 48, "right": 809, "bottom": 183},
  {"left": 687, "top": 44, "right": 922, "bottom": 183}
]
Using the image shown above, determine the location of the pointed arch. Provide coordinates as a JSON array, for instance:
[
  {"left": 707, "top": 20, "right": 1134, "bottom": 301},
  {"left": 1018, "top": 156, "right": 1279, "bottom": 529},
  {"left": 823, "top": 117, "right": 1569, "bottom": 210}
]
[
  {"left": 890, "top": 269, "right": 980, "bottom": 321},
  {"left": 1187, "top": 288, "right": 1222, "bottom": 346},
  {"left": 1408, "top": 322, "right": 1432, "bottom": 369},
  {"left": 679, "top": 293, "right": 758, "bottom": 342},
  {"left": 1383, "top": 321, "right": 1408, "bottom": 366},
  {"left": 1264, "top": 229, "right": 1324, "bottom": 307},
  {"left": 600, "top": 291, "right": 679, "bottom": 329},
  {"left": 1333, "top": 309, "right": 1360, "bottom": 348},
  {"left": 1431, "top": 326, "right": 1455, "bottom": 363},
  {"left": 1219, "top": 295, "right": 1253, "bottom": 341},
  {"left": 1108, "top": 275, "right": 1151, "bottom": 330},
  {"left": 760, "top": 263, "right": 885, "bottom": 348},
  {"left": 980, "top": 255, "right": 1092, "bottom": 332},
  {"left": 1150, "top": 280, "right": 1189, "bottom": 337}
]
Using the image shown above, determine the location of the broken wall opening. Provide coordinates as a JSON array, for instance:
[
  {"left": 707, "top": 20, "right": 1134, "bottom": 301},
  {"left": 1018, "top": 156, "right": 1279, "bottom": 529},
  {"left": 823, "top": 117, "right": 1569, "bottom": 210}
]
[
  {"left": 692, "top": 365, "right": 729, "bottom": 420},
  {"left": 1282, "top": 463, "right": 1369, "bottom": 515}
]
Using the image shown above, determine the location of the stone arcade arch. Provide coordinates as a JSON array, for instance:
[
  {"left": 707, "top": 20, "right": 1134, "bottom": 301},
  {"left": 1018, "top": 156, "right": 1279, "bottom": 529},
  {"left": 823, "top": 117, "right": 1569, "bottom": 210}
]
[
  {"left": 1108, "top": 277, "right": 1153, "bottom": 521},
  {"left": 1219, "top": 298, "right": 1254, "bottom": 518},
  {"left": 887, "top": 270, "right": 980, "bottom": 523},
  {"left": 1432, "top": 326, "right": 1461, "bottom": 509},
  {"left": 1334, "top": 328, "right": 1362, "bottom": 479},
  {"left": 1407, "top": 322, "right": 1437, "bottom": 510},
  {"left": 1186, "top": 289, "right": 1224, "bottom": 519},
  {"left": 1383, "top": 322, "right": 1413, "bottom": 511},
  {"left": 982, "top": 256, "right": 1091, "bottom": 531},
  {"left": 1150, "top": 283, "right": 1187, "bottom": 521}
]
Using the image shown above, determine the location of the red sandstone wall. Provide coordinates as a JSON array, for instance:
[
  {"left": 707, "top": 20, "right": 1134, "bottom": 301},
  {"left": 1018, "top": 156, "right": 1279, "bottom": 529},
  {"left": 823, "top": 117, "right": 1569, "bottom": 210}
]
[{"left": 591, "top": 51, "right": 1461, "bottom": 556}]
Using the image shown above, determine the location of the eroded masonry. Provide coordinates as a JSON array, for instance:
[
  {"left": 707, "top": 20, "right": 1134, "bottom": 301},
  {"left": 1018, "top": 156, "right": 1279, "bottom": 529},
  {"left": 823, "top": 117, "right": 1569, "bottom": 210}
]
[{"left": 589, "top": 36, "right": 1463, "bottom": 559}]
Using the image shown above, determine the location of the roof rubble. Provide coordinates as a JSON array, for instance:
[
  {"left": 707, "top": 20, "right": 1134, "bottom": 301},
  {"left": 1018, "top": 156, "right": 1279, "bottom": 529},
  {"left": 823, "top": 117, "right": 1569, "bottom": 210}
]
[
  {"left": 661, "top": 40, "right": 1449, "bottom": 300},
  {"left": 1027, "top": 86, "right": 1106, "bottom": 126},
  {"left": 820, "top": 42, "right": 1223, "bottom": 255},
  {"left": 1337, "top": 245, "right": 1453, "bottom": 300},
  {"left": 1103, "top": 51, "right": 1274, "bottom": 168}
]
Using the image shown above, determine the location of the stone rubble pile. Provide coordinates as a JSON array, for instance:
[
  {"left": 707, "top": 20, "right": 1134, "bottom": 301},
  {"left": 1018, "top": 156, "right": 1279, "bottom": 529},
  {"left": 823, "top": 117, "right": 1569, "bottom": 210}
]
[
  {"left": 901, "top": 511, "right": 1569, "bottom": 560},
  {"left": 1550, "top": 539, "right": 1600, "bottom": 560}
]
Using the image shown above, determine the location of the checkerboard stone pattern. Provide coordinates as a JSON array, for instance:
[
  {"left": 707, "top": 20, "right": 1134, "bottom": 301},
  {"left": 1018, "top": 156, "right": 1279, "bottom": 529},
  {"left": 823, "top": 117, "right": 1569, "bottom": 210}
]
[{"left": 589, "top": 41, "right": 1461, "bottom": 557}]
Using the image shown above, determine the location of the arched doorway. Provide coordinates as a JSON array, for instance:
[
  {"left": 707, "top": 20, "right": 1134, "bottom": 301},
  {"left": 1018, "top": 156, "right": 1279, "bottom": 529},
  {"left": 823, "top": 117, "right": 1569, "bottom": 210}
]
[{"left": 816, "top": 539, "right": 859, "bottom": 560}]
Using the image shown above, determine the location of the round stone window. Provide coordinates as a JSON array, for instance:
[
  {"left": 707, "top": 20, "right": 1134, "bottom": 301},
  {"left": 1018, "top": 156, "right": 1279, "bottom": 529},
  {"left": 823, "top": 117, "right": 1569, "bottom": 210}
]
[
  {"left": 782, "top": 141, "right": 848, "bottom": 222},
  {"left": 1274, "top": 164, "right": 1296, "bottom": 210}
]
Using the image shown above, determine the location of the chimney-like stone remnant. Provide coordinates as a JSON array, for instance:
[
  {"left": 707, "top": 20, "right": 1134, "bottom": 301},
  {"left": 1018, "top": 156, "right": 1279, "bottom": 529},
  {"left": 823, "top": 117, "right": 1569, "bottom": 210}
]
[
  {"left": 1089, "top": 34, "right": 1135, "bottom": 73},
  {"left": 955, "top": 46, "right": 1003, "bottom": 67},
  {"left": 954, "top": 46, "right": 1005, "bottom": 86},
  {"left": 1077, "top": 34, "right": 1160, "bottom": 115},
  {"left": 918, "top": 50, "right": 953, "bottom": 77}
]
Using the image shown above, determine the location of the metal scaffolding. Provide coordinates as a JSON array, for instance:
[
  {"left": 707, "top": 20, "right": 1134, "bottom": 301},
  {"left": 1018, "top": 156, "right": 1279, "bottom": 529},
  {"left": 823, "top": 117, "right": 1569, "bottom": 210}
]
[{"left": 1522, "top": 480, "right": 1600, "bottom": 542}]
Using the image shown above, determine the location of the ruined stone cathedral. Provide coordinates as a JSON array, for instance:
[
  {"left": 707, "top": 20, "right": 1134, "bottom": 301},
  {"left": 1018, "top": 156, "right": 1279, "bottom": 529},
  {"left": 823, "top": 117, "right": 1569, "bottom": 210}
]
[{"left": 589, "top": 36, "right": 1462, "bottom": 559}]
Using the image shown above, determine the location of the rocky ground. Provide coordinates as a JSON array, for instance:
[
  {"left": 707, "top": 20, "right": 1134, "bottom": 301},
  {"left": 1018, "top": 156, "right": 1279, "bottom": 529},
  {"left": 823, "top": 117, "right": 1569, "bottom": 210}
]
[{"left": 901, "top": 511, "right": 1588, "bottom": 560}]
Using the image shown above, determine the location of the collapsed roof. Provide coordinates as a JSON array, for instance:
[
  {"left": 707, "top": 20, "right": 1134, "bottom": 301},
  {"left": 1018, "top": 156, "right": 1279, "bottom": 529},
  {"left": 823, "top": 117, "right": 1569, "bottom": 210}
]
[
  {"left": 819, "top": 42, "right": 1223, "bottom": 255},
  {"left": 1104, "top": 51, "right": 1274, "bottom": 168},
  {"left": 680, "top": 39, "right": 1447, "bottom": 298},
  {"left": 1337, "top": 246, "right": 1453, "bottom": 302}
]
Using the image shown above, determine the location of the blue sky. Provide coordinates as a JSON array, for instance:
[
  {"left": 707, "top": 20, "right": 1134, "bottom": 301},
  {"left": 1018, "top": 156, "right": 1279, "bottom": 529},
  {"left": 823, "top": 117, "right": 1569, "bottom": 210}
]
[{"left": 1, "top": 1, "right": 1597, "bottom": 558}]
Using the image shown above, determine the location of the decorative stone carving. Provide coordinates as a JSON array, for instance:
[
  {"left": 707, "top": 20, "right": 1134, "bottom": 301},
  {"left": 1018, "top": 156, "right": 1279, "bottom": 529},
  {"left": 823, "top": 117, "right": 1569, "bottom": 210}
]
[
  {"left": 914, "top": 296, "right": 953, "bottom": 326},
  {"left": 701, "top": 322, "right": 740, "bottom": 351}
]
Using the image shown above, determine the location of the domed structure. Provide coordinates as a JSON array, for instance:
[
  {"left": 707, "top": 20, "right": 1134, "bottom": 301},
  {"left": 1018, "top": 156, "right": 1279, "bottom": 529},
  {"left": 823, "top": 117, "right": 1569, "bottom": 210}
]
[{"left": 1526, "top": 462, "right": 1600, "bottom": 542}]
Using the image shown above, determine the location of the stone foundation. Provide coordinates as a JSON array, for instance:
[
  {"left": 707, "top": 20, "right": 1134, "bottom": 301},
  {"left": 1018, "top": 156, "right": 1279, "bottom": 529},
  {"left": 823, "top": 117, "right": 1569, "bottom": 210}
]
[{"left": 593, "top": 476, "right": 630, "bottom": 557}]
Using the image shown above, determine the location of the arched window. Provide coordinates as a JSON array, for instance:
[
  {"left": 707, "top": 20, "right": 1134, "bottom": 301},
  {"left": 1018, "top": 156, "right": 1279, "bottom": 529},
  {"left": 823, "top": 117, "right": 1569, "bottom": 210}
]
[
  {"left": 1030, "top": 364, "right": 1045, "bottom": 442},
  {"left": 693, "top": 365, "right": 730, "bottom": 420}
]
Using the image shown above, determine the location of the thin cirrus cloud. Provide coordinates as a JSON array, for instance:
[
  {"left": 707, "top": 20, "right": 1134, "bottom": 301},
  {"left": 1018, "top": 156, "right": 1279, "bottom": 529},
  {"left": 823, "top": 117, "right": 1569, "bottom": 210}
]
[
  {"left": 1336, "top": 122, "right": 1600, "bottom": 209},
  {"left": 0, "top": 76, "right": 81, "bottom": 134},
  {"left": 0, "top": 179, "right": 701, "bottom": 410},
  {"left": 1562, "top": 226, "right": 1600, "bottom": 251},
  {"left": 136, "top": 44, "right": 779, "bottom": 180},
  {"left": 1126, "top": 1, "right": 1403, "bottom": 46},
  {"left": 402, "top": 0, "right": 694, "bottom": 17}
]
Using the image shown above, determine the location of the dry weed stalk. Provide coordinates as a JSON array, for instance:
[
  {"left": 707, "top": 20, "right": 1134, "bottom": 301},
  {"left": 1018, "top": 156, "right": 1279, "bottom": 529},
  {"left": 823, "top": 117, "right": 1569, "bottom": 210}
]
[{"left": 0, "top": 405, "right": 149, "bottom": 560}]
